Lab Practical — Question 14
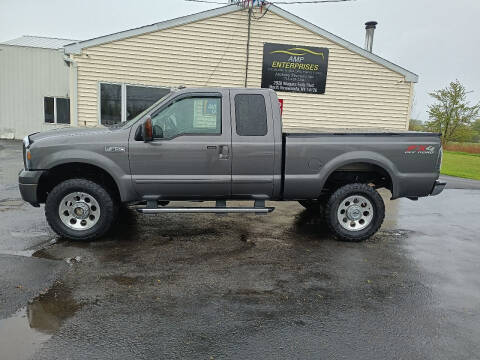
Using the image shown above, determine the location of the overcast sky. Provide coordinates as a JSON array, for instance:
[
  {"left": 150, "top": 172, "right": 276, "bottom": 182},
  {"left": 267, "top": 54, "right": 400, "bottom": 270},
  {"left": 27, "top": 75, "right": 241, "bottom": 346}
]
[{"left": 1, "top": 0, "right": 479, "bottom": 121}]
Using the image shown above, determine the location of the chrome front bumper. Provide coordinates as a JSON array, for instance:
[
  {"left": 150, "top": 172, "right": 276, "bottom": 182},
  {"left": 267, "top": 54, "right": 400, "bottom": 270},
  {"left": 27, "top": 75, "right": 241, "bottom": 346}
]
[{"left": 18, "top": 169, "right": 44, "bottom": 207}]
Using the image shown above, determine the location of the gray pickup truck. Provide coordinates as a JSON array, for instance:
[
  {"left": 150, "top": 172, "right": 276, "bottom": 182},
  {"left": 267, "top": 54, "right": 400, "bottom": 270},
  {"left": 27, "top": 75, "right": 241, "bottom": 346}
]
[{"left": 19, "top": 87, "right": 445, "bottom": 242}]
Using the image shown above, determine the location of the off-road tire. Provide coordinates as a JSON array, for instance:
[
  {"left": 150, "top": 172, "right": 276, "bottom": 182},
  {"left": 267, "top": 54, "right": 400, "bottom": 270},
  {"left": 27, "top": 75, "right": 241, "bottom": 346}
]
[
  {"left": 45, "top": 178, "right": 117, "bottom": 241},
  {"left": 325, "top": 183, "right": 385, "bottom": 242}
]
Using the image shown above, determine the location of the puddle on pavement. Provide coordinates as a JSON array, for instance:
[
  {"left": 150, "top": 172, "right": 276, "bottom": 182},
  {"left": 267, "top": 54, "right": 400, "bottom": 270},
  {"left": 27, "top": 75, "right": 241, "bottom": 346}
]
[
  {"left": 0, "top": 198, "right": 24, "bottom": 205},
  {"left": 0, "top": 249, "right": 36, "bottom": 257},
  {"left": 0, "top": 198, "right": 25, "bottom": 211},
  {"left": 0, "top": 239, "right": 58, "bottom": 258},
  {"left": 10, "top": 231, "right": 51, "bottom": 239},
  {"left": 0, "top": 307, "right": 51, "bottom": 360},
  {"left": 32, "top": 247, "right": 61, "bottom": 261},
  {"left": 0, "top": 282, "right": 81, "bottom": 359}
]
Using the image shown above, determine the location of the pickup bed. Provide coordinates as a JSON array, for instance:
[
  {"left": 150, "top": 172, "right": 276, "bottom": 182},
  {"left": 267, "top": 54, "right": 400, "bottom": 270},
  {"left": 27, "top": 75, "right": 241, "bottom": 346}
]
[{"left": 19, "top": 87, "right": 445, "bottom": 241}]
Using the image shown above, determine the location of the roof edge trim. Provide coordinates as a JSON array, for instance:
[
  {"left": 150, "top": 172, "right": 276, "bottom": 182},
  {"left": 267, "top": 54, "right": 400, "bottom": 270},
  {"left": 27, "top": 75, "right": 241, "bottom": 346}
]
[
  {"left": 269, "top": 5, "right": 418, "bottom": 82},
  {"left": 63, "top": 3, "right": 418, "bottom": 83}
]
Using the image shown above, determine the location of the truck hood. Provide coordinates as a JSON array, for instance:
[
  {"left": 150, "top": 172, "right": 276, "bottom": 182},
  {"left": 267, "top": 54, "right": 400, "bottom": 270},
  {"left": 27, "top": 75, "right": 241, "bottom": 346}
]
[
  {"left": 26, "top": 125, "right": 131, "bottom": 171},
  {"left": 29, "top": 127, "right": 112, "bottom": 143}
]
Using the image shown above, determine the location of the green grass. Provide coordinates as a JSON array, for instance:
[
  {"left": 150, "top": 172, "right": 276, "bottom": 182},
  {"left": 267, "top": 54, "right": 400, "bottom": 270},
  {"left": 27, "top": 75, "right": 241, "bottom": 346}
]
[{"left": 441, "top": 151, "right": 480, "bottom": 180}]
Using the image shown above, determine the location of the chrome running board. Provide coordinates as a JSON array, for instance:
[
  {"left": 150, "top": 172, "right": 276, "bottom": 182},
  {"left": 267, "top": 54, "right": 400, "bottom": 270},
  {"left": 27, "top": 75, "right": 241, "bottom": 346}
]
[
  {"left": 136, "top": 199, "right": 274, "bottom": 215},
  {"left": 137, "top": 206, "right": 274, "bottom": 214}
]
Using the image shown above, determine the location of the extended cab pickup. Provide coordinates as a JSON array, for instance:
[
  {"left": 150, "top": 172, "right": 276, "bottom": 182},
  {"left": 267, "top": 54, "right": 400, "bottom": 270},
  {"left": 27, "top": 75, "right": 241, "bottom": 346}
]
[{"left": 19, "top": 87, "right": 445, "bottom": 241}]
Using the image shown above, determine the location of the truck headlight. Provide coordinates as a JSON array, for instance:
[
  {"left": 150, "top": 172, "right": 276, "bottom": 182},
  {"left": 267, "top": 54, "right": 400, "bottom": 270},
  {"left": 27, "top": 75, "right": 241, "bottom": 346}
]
[
  {"left": 23, "top": 136, "right": 31, "bottom": 170},
  {"left": 23, "top": 135, "right": 30, "bottom": 148}
]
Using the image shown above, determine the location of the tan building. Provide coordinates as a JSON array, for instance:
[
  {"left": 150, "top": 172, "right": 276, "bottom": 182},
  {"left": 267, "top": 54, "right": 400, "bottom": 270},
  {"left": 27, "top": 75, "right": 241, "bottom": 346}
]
[{"left": 64, "top": 4, "right": 418, "bottom": 131}]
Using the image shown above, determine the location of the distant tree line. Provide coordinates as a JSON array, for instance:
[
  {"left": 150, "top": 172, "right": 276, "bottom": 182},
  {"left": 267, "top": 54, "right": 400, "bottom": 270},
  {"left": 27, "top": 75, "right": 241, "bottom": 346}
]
[{"left": 410, "top": 80, "right": 480, "bottom": 145}]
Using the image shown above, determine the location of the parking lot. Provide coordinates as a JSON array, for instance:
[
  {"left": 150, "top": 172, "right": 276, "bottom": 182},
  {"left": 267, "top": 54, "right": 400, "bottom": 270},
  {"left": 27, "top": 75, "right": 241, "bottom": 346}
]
[{"left": 1, "top": 139, "right": 480, "bottom": 359}]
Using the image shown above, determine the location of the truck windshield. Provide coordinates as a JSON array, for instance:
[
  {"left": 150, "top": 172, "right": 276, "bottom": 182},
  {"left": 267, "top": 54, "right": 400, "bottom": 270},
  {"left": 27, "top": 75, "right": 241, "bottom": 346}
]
[{"left": 110, "top": 92, "right": 172, "bottom": 129}]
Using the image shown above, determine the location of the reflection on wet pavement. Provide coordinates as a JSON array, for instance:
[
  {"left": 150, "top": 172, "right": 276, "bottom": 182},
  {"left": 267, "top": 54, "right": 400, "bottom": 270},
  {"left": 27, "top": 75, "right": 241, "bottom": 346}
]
[
  {"left": 0, "top": 307, "right": 51, "bottom": 360},
  {"left": 0, "top": 282, "right": 81, "bottom": 359},
  {"left": 27, "top": 282, "right": 82, "bottom": 334}
]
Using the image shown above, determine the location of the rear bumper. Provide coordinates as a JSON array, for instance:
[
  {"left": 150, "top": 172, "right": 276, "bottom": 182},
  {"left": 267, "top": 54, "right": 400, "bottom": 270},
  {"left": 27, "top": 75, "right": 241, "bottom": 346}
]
[
  {"left": 430, "top": 180, "right": 446, "bottom": 196},
  {"left": 18, "top": 169, "right": 44, "bottom": 207}
]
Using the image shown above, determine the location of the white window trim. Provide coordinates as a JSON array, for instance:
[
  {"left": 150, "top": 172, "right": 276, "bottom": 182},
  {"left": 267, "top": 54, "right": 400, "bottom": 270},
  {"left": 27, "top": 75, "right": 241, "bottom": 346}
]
[
  {"left": 44, "top": 96, "right": 70, "bottom": 125},
  {"left": 98, "top": 82, "right": 170, "bottom": 126}
]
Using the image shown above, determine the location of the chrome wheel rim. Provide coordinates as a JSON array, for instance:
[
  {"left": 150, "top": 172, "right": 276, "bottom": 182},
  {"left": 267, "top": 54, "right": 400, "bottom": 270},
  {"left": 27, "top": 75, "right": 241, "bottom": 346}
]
[
  {"left": 58, "top": 192, "right": 100, "bottom": 231},
  {"left": 337, "top": 195, "right": 373, "bottom": 231}
]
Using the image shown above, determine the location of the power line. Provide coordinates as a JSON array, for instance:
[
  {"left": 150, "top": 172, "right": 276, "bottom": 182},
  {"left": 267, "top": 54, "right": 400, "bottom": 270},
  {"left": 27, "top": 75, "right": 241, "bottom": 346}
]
[
  {"left": 184, "top": 0, "right": 233, "bottom": 4},
  {"left": 204, "top": 32, "right": 236, "bottom": 85},
  {"left": 273, "top": 0, "right": 355, "bottom": 3},
  {"left": 185, "top": 0, "right": 356, "bottom": 4},
  {"left": 252, "top": 3, "right": 272, "bottom": 20}
]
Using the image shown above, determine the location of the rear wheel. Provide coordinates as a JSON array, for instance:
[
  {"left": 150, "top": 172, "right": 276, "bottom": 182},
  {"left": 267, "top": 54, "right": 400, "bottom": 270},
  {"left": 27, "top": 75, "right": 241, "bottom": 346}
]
[
  {"left": 325, "top": 183, "right": 384, "bottom": 242},
  {"left": 45, "top": 178, "right": 118, "bottom": 241}
]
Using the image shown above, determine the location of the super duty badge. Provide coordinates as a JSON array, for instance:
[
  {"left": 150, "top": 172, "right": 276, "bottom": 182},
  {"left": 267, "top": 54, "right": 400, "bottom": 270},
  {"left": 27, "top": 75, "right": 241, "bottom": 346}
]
[{"left": 105, "top": 146, "right": 126, "bottom": 153}]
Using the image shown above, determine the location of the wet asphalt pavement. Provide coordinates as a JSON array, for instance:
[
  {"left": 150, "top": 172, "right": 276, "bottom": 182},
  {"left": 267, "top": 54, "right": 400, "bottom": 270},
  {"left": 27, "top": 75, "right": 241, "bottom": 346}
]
[{"left": 1, "top": 139, "right": 480, "bottom": 359}]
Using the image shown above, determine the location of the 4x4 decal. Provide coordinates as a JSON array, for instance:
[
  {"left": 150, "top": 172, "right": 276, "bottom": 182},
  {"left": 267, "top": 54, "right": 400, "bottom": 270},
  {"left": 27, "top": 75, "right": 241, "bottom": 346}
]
[{"left": 405, "top": 145, "right": 435, "bottom": 154}]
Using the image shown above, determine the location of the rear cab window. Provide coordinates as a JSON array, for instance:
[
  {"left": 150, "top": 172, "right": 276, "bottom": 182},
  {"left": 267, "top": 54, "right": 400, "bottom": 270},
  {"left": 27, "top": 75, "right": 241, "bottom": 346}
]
[{"left": 234, "top": 94, "right": 268, "bottom": 136}]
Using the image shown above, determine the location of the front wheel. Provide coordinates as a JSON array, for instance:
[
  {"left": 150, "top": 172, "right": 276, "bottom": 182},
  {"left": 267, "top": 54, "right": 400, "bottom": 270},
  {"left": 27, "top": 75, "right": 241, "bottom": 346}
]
[
  {"left": 45, "top": 179, "right": 118, "bottom": 241},
  {"left": 325, "top": 183, "right": 385, "bottom": 242}
]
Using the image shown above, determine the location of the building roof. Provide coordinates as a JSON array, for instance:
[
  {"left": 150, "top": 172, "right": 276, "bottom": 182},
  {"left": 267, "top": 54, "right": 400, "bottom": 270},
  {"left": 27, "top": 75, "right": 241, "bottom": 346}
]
[
  {"left": 63, "top": 4, "right": 418, "bottom": 82},
  {"left": 0, "top": 35, "right": 78, "bottom": 50}
]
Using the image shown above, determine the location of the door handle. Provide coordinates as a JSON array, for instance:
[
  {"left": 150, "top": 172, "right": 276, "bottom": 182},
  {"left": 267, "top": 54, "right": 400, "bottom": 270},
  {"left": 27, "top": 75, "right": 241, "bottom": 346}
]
[
  {"left": 206, "top": 145, "right": 217, "bottom": 150},
  {"left": 219, "top": 145, "right": 230, "bottom": 160}
]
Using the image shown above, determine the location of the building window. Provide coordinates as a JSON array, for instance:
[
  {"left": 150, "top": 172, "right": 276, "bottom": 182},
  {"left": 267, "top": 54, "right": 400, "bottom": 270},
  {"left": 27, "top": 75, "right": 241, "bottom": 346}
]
[
  {"left": 56, "top": 98, "right": 70, "bottom": 124},
  {"left": 44, "top": 97, "right": 54, "bottom": 123},
  {"left": 234, "top": 94, "right": 267, "bottom": 136},
  {"left": 127, "top": 85, "right": 170, "bottom": 121},
  {"left": 100, "top": 83, "right": 121, "bottom": 126},
  {"left": 100, "top": 82, "right": 170, "bottom": 126},
  {"left": 151, "top": 97, "right": 221, "bottom": 139},
  {"left": 44, "top": 97, "right": 70, "bottom": 124}
]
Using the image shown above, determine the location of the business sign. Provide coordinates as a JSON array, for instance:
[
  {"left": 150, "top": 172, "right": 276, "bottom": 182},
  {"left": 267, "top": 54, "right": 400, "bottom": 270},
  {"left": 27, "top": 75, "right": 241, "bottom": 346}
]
[{"left": 261, "top": 43, "right": 329, "bottom": 94}]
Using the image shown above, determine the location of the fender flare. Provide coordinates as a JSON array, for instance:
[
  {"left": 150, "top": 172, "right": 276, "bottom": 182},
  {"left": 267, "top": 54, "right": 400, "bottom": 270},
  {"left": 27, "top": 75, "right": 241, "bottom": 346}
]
[
  {"left": 317, "top": 151, "right": 399, "bottom": 196},
  {"left": 37, "top": 150, "right": 133, "bottom": 201}
]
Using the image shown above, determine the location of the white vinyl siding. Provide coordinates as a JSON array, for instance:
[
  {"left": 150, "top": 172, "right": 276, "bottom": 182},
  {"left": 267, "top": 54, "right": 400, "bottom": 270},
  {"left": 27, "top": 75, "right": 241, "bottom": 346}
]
[{"left": 71, "top": 9, "right": 412, "bottom": 131}]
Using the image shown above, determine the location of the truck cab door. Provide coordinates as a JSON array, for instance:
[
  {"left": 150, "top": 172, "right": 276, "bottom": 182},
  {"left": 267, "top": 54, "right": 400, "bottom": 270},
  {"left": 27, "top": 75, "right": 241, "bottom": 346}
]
[
  {"left": 229, "top": 89, "right": 276, "bottom": 199},
  {"left": 128, "top": 91, "right": 231, "bottom": 199}
]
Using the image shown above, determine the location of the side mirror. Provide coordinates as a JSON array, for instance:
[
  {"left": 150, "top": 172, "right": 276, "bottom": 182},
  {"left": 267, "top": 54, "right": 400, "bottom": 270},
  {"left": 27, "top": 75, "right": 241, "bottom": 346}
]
[{"left": 142, "top": 117, "right": 153, "bottom": 142}]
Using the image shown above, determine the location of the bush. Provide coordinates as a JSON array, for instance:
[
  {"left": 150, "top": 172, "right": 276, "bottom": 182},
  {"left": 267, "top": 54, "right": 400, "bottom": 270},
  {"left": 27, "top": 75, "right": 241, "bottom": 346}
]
[{"left": 444, "top": 142, "right": 480, "bottom": 154}]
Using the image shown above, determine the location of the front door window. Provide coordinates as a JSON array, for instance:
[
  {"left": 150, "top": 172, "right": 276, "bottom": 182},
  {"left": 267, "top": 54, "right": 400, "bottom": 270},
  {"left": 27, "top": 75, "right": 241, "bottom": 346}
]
[{"left": 151, "top": 97, "right": 221, "bottom": 139}]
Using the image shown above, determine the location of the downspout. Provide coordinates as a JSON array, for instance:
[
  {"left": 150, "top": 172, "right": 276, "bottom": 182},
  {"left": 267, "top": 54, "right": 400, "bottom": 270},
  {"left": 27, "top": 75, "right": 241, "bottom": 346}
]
[
  {"left": 406, "top": 82, "right": 414, "bottom": 130},
  {"left": 63, "top": 54, "right": 79, "bottom": 127}
]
